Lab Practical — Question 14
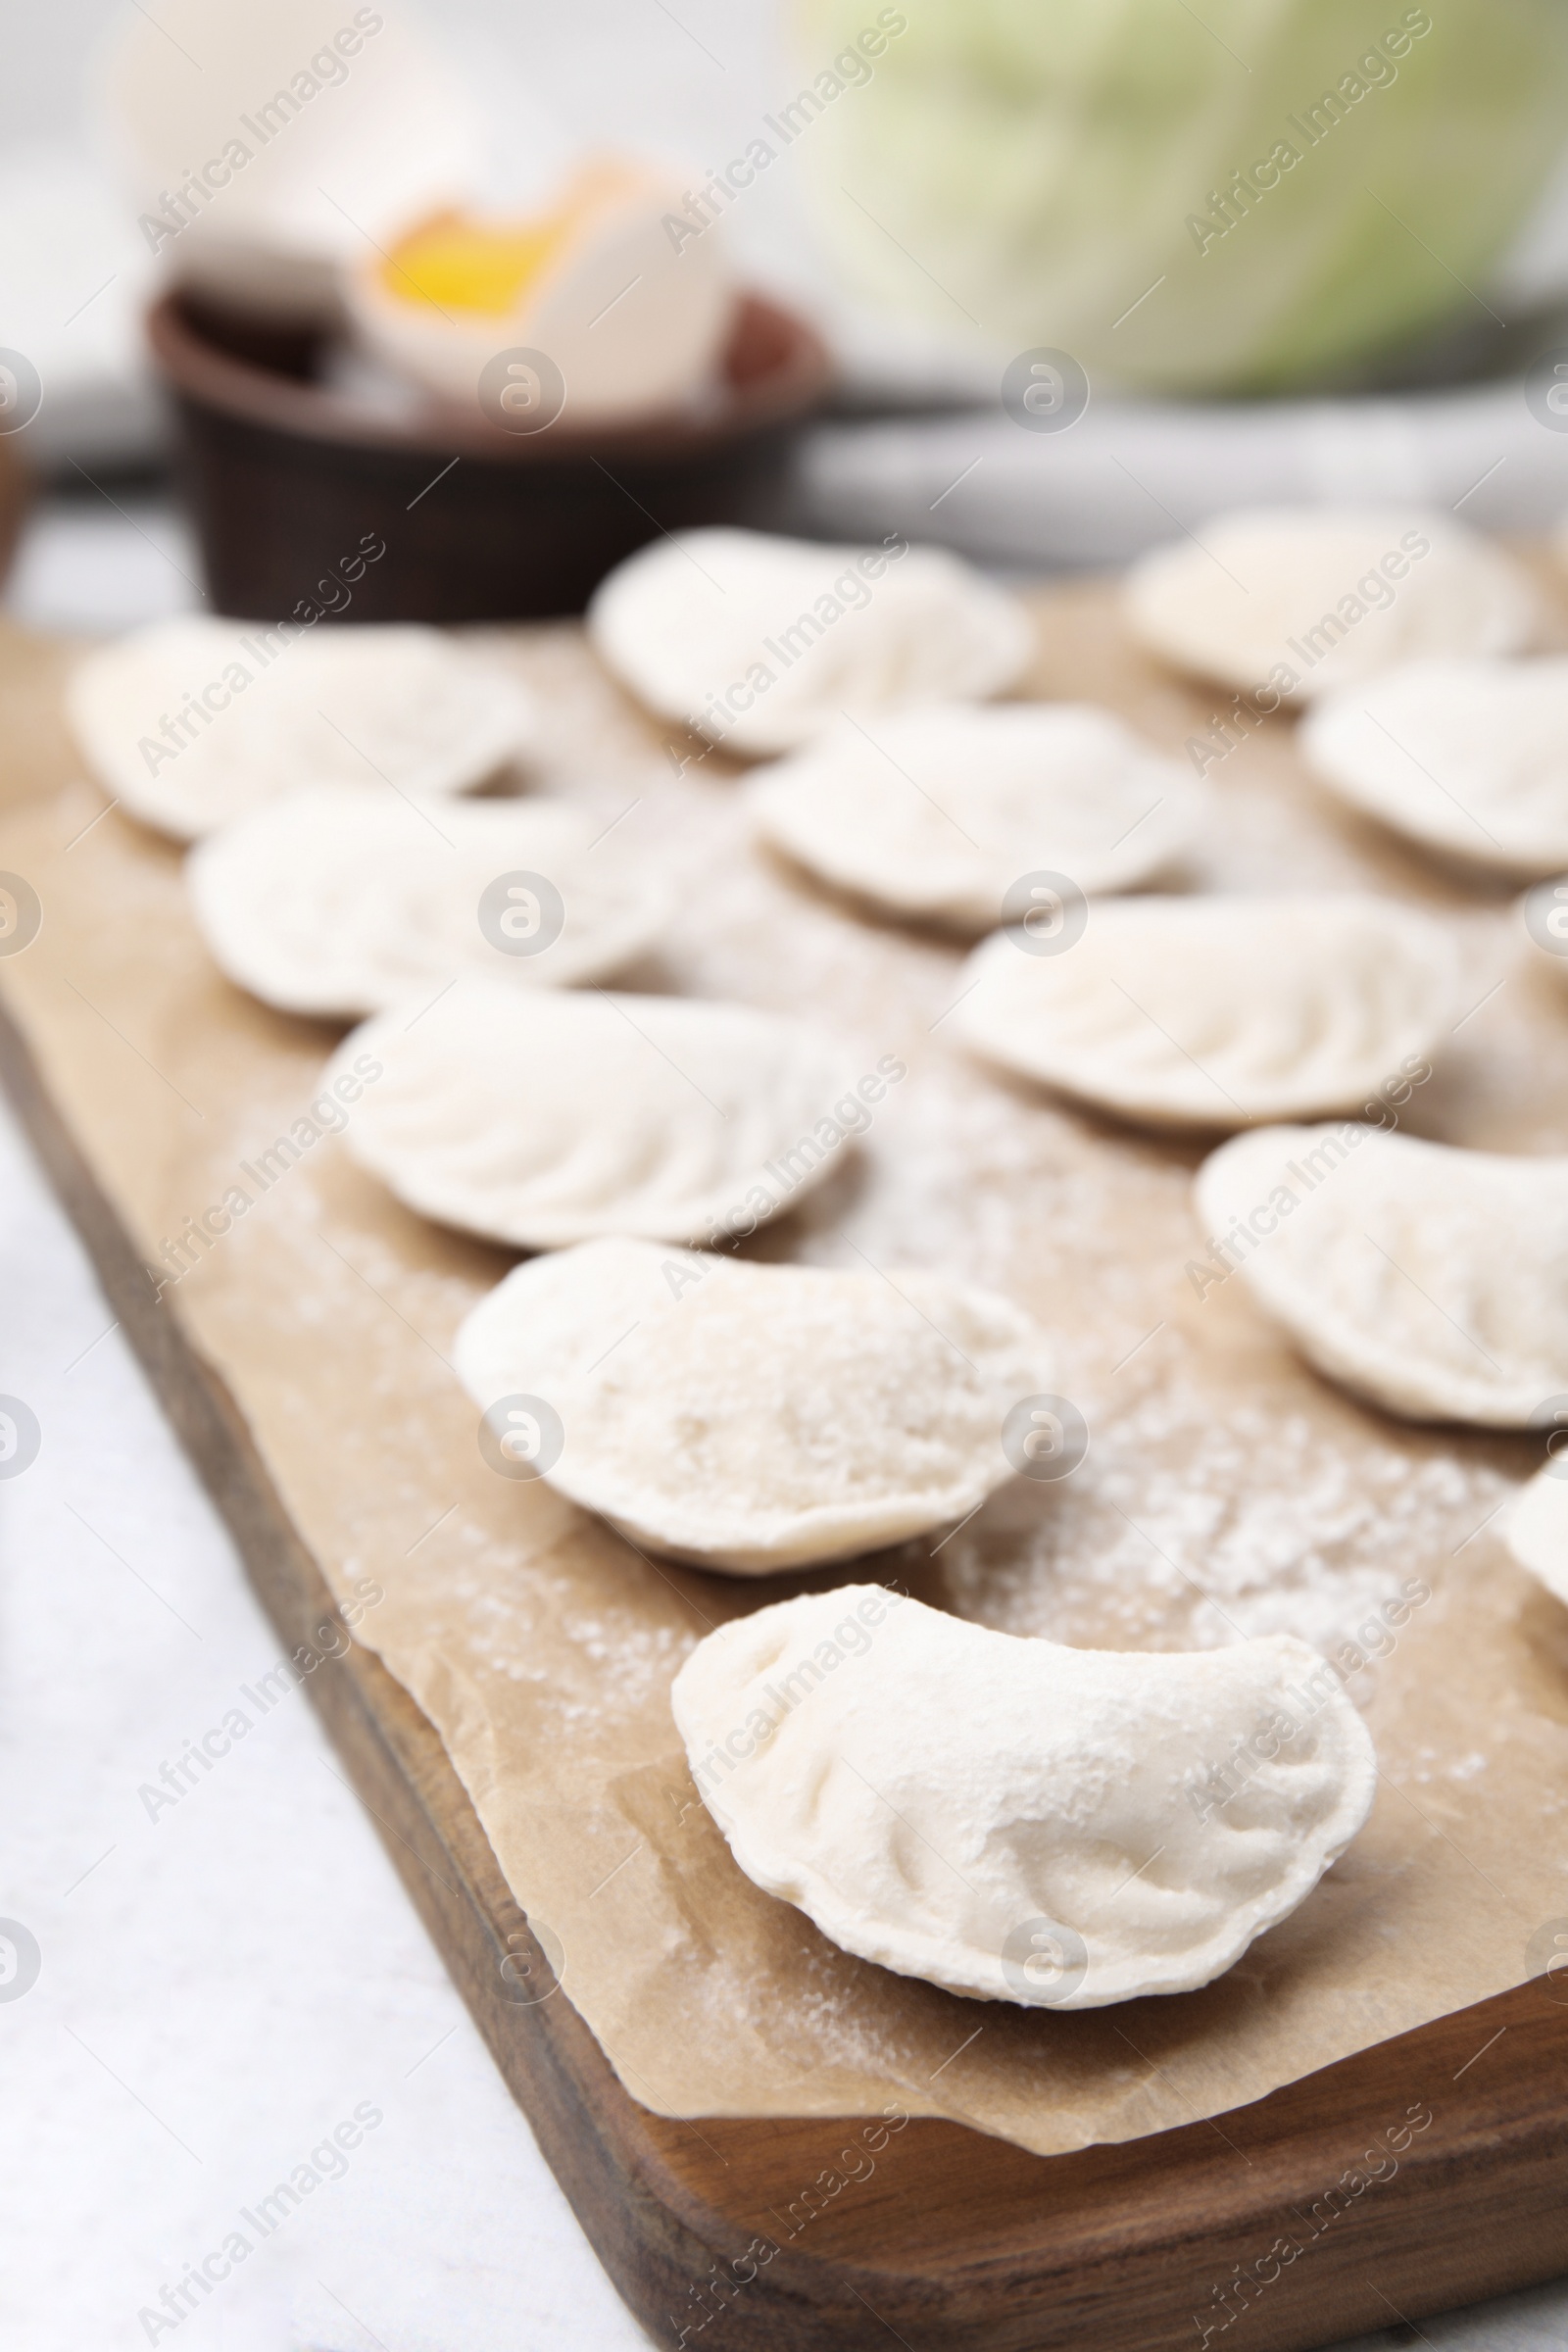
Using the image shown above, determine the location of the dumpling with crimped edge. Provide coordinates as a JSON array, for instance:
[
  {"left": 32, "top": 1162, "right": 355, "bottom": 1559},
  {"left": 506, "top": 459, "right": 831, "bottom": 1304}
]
[
  {"left": 745, "top": 703, "right": 1206, "bottom": 933},
  {"left": 586, "top": 526, "right": 1034, "bottom": 758},
  {"left": 186, "top": 785, "right": 668, "bottom": 1017},
  {"left": 1196, "top": 1125, "right": 1568, "bottom": 1426},
  {"left": 67, "top": 616, "right": 537, "bottom": 841},
  {"left": 952, "top": 894, "right": 1456, "bottom": 1130},
  {"left": 1506, "top": 1464, "right": 1568, "bottom": 1606},
  {"left": 1301, "top": 659, "right": 1568, "bottom": 879},
  {"left": 671, "top": 1587, "right": 1377, "bottom": 2006},
  {"left": 1122, "top": 508, "right": 1536, "bottom": 702},
  {"left": 329, "top": 980, "right": 860, "bottom": 1251},
  {"left": 453, "top": 1240, "right": 1051, "bottom": 1572}
]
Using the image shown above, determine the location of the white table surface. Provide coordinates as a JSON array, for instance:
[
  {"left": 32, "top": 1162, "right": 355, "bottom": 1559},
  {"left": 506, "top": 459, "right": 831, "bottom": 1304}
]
[{"left": 6, "top": 490, "right": 1568, "bottom": 2352}]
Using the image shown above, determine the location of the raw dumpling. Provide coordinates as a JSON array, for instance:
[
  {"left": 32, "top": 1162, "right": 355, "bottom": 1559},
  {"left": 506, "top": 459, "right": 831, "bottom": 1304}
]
[
  {"left": 1506, "top": 1465, "right": 1568, "bottom": 1605},
  {"left": 953, "top": 895, "right": 1454, "bottom": 1129},
  {"left": 330, "top": 979, "right": 858, "bottom": 1250},
  {"left": 186, "top": 785, "right": 667, "bottom": 1017},
  {"left": 68, "top": 617, "right": 537, "bottom": 840},
  {"left": 1523, "top": 874, "right": 1568, "bottom": 975},
  {"left": 1301, "top": 660, "right": 1568, "bottom": 878},
  {"left": 454, "top": 1240, "right": 1049, "bottom": 1571},
  {"left": 745, "top": 703, "right": 1205, "bottom": 932},
  {"left": 587, "top": 527, "right": 1034, "bottom": 757},
  {"left": 671, "top": 1586, "right": 1377, "bottom": 2005},
  {"left": 1122, "top": 509, "right": 1535, "bottom": 703},
  {"left": 1196, "top": 1125, "right": 1568, "bottom": 1426}
]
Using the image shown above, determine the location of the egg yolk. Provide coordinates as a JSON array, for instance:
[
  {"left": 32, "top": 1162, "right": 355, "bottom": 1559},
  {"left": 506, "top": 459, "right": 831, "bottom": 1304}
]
[
  {"left": 381, "top": 168, "right": 643, "bottom": 316},
  {"left": 381, "top": 213, "right": 569, "bottom": 315}
]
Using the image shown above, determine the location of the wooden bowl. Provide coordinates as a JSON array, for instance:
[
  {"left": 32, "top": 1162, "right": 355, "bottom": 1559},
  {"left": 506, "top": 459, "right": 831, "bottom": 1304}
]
[
  {"left": 147, "top": 288, "right": 833, "bottom": 624},
  {"left": 0, "top": 435, "right": 31, "bottom": 597}
]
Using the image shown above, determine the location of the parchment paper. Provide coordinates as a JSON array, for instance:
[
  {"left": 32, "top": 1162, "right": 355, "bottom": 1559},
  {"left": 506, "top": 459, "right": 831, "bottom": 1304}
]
[{"left": 3, "top": 576, "right": 1567, "bottom": 2159}]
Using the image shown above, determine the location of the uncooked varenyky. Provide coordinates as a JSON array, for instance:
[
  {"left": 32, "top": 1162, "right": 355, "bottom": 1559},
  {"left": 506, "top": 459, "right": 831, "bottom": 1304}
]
[
  {"left": 1122, "top": 507, "right": 1535, "bottom": 701},
  {"left": 187, "top": 785, "right": 667, "bottom": 1016},
  {"left": 746, "top": 703, "right": 1204, "bottom": 931},
  {"left": 954, "top": 894, "right": 1456, "bottom": 1128},
  {"left": 587, "top": 526, "right": 1034, "bottom": 756},
  {"left": 68, "top": 616, "right": 537, "bottom": 839},
  {"left": 1197, "top": 1123, "right": 1568, "bottom": 1425},
  {"left": 454, "top": 1239, "right": 1050, "bottom": 1571},
  {"left": 1302, "top": 658, "right": 1568, "bottom": 877},
  {"left": 329, "top": 981, "right": 858, "bottom": 1251},
  {"left": 672, "top": 1586, "right": 1377, "bottom": 2005}
]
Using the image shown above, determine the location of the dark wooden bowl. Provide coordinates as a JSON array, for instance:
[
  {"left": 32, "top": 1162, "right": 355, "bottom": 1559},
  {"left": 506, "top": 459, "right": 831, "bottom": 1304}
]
[
  {"left": 0, "top": 436, "right": 30, "bottom": 597},
  {"left": 148, "top": 288, "right": 833, "bottom": 624}
]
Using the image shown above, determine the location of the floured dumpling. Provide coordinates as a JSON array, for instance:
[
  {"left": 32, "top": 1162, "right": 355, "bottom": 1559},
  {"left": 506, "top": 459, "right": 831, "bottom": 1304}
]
[
  {"left": 1506, "top": 1465, "right": 1568, "bottom": 1606},
  {"left": 745, "top": 704, "right": 1204, "bottom": 932},
  {"left": 587, "top": 527, "right": 1034, "bottom": 757},
  {"left": 1301, "top": 661, "right": 1568, "bottom": 878},
  {"left": 330, "top": 979, "right": 858, "bottom": 1250},
  {"left": 186, "top": 786, "right": 667, "bottom": 1017},
  {"left": 672, "top": 1587, "right": 1377, "bottom": 2004},
  {"left": 1196, "top": 1125, "right": 1568, "bottom": 1425},
  {"left": 1123, "top": 509, "right": 1535, "bottom": 703},
  {"left": 953, "top": 895, "right": 1454, "bottom": 1128},
  {"left": 68, "top": 617, "right": 537, "bottom": 840},
  {"left": 455, "top": 1241, "right": 1049, "bottom": 1571}
]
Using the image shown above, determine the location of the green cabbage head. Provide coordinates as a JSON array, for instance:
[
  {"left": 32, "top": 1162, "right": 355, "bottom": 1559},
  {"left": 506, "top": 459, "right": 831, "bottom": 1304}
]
[{"left": 794, "top": 0, "right": 1568, "bottom": 393}]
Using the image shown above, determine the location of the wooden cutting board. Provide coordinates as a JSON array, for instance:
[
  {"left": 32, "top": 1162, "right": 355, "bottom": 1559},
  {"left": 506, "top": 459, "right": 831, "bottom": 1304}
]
[{"left": 3, "top": 604, "right": 1567, "bottom": 2352}]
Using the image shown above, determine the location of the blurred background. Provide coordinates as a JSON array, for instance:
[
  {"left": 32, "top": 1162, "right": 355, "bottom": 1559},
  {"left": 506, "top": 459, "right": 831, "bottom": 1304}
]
[{"left": 8, "top": 0, "right": 1568, "bottom": 637}]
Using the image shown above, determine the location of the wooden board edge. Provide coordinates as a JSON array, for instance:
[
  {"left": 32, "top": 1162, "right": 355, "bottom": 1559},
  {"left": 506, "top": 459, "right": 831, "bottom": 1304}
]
[
  {"left": 0, "top": 986, "right": 773, "bottom": 2336},
  {"left": 6, "top": 977, "right": 1568, "bottom": 2352}
]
